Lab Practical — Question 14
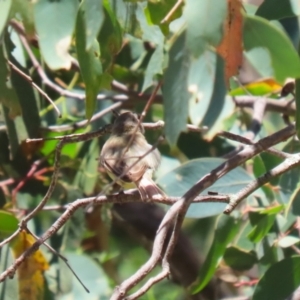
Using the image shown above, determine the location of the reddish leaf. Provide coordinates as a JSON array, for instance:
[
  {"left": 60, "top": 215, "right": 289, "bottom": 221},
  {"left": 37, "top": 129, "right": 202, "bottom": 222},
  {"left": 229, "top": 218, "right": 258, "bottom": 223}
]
[{"left": 217, "top": 0, "right": 243, "bottom": 85}]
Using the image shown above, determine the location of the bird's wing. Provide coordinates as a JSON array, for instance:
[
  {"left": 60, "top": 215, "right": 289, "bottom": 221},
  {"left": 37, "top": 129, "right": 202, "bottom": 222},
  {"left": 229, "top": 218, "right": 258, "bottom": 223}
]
[{"left": 100, "top": 135, "right": 148, "bottom": 182}]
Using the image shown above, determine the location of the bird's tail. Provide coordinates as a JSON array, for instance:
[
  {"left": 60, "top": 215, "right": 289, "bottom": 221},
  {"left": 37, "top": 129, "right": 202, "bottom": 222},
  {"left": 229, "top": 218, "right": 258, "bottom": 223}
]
[{"left": 137, "top": 176, "right": 165, "bottom": 201}]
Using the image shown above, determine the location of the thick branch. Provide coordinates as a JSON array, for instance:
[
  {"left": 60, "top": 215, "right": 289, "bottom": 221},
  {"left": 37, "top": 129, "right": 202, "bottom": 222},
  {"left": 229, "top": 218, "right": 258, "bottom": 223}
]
[
  {"left": 114, "top": 124, "right": 295, "bottom": 299},
  {"left": 0, "top": 191, "right": 228, "bottom": 282}
]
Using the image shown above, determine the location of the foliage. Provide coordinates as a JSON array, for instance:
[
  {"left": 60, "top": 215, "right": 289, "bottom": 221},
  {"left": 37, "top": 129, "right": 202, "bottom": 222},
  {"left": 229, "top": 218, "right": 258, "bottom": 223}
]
[{"left": 0, "top": 0, "right": 300, "bottom": 299}]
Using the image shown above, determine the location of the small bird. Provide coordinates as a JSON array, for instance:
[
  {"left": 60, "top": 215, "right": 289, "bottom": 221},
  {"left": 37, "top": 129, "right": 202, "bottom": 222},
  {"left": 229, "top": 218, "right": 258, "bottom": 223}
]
[{"left": 100, "top": 111, "right": 164, "bottom": 200}]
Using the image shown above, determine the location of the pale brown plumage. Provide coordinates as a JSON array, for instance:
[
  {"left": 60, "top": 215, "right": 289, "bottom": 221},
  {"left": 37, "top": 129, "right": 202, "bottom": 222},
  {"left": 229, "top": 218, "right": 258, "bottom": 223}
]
[{"left": 100, "top": 112, "right": 164, "bottom": 200}]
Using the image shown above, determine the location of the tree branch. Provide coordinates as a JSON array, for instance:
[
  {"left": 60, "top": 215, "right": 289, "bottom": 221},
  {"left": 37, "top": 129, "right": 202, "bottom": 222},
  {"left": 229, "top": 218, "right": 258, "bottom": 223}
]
[
  {"left": 112, "top": 124, "right": 295, "bottom": 299},
  {"left": 0, "top": 191, "right": 228, "bottom": 282}
]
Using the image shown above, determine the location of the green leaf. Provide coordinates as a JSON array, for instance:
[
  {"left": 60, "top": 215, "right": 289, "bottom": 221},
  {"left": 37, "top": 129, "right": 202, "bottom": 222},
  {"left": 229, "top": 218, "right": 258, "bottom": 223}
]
[
  {"left": 163, "top": 32, "right": 189, "bottom": 146},
  {"left": 284, "top": 182, "right": 300, "bottom": 217},
  {"left": 10, "top": 0, "right": 35, "bottom": 36},
  {"left": 192, "top": 215, "right": 241, "bottom": 293},
  {"left": 34, "top": 0, "right": 78, "bottom": 70},
  {"left": 243, "top": 15, "right": 300, "bottom": 83},
  {"left": 73, "top": 139, "right": 99, "bottom": 195},
  {"left": 142, "top": 46, "right": 164, "bottom": 92},
  {"left": 253, "top": 155, "right": 267, "bottom": 177},
  {"left": 184, "top": 0, "right": 227, "bottom": 57},
  {"left": 201, "top": 55, "right": 228, "bottom": 139},
  {"left": 136, "top": 4, "right": 165, "bottom": 92},
  {"left": 188, "top": 50, "right": 216, "bottom": 126},
  {"left": 76, "top": 1, "right": 103, "bottom": 120},
  {"left": 235, "top": 221, "right": 256, "bottom": 251},
  {"left": 157, "top": 157, "right": 261, "bottom": 218},
  {"left": 1, "top": 105, "right": 20, "bottom": 159},
  {"left": 296, "top": 76, "right": 300, "bottom": 139},
  {"left": 0, "top": 245, "right": 18, "bottom": 299},
  {"left": 256, "top": 0, "right": 300, "bottom": 20},
  {"left": 278, "top": 236, "right": 300, "bottom": 248},
  {"left": 9, "top": 56, "right": 40, "bottom": 138},
  {"left": 0, "top": 0, "right": 12, "bottom": 37},
  {"left": 245, "top": 48, "right": 274, "bottom": 79},
  {"left": 98, "top": 2, "right": 123, "bottom": 72},
  {"left": 146, "top": 0, "right": 182, "bottom": 35},
  {"left": 248, "top": 214, "right": 276, "bottom": 243},
  {"left": 0, "top": 46, "right": 21, "bottom": 118},
  {"left": 253, "top": 257, "right": 300, "bottom": 300},
  {"left": 59, "top": 252, "right": 111, "bottom": 299},
  {"left": 40, "top": 130, "right": 85, "bottom": 163},
  {"left": 279, "top": 165, "right": 300, "bottom": 207},
  {"left": 260, "top": 205, "right": 283, "bottom": 215},
  {"left": 224, "top": 246, "right": 257, "bottom": 271},
  {"left": 84, "top": 0, "right": 104, "bottom": 50},
  {"left": 0, "top": 210, "right": 18, "bottom": 239}
]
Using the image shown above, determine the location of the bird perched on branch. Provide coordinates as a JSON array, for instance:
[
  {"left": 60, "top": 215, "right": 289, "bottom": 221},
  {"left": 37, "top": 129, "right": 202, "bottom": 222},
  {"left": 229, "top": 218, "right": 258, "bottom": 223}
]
[{"left": 100, "top": 111, "right": 165, "bottom": 200}]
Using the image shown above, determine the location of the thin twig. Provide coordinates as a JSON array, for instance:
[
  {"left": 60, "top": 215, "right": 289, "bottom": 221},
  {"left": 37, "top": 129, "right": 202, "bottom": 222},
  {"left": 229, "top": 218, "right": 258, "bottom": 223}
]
[
  {"left": 218, "top": 130, "right": 292, "bottom": 159},
  {"left": 122, "top": 82, "right": 163, "bottom": 156},
  {"left": 126, "top": 268, "right": 170, "bottom": 300},
  {"left": 21, "top": 124, "right": 112, "bottom": 225},
  {"left": 224, "top": 152, "right": 300, "bottom": 213},
  {"left": 28, "top": 229, "right": 90, "bottom": 293},
  {"left": 11, "top": 158, "right": 45, "bottom": 205},
  {"left": 0, "top": 191, "right": 228, "bottom": 282},
  {"left": 161, "top": 0, "right": 184, "bottom": 24},
  {"left": 43, "top": 102, "right": 122, "bottom": 132},
  {"left": 233, "top": 96, "right": 296, "bottom": 116},
  {"left": 29, "top": 121, "right": 207, "bottom": 141},
  {"left": 7, "top": 60, "right": 61, "bottom": 117},
  {"left": 0, "top": 178, "right": 15, "bottom": 188},
  {"left": 245, "top": 96, "right": 267, "bottom": 140},
  {"left": 0, "top": 228, "right": 21, "bottom": 249}
]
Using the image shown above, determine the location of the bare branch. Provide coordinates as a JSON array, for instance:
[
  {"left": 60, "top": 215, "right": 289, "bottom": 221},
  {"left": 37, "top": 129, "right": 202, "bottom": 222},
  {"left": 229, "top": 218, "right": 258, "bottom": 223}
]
[
  {"left": 21, "top": 124, "right": 112, "bottom": 224},
  {"left": 115, "top": 124, "right": 295, "bottom": 299},
  {"left": 225, "top": 152, "right": 300, "bottom": 213},
  {"left": 0, "top": 190, "right": 228, "bottom": 282},
  {"left": 218, "top": 130, "right": 292, "bottom": 159},
  {"left": 7, "top": 60, "right": 61, "bottom": 117},
  {"left": 0, "top": 228, "right": 21, "bottom": 249},
  {"left": 161, "top": 0, "right": 184, "bottom": 24},
  {"left": 233, "top": 96, "right": 295, "bottom": 116}
]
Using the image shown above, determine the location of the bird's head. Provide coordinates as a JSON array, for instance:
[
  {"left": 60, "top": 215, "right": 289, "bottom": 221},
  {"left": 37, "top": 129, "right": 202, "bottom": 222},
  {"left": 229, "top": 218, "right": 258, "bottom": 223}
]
[{"left": 112, "top": 112, "right": 144, "bottom": 135}]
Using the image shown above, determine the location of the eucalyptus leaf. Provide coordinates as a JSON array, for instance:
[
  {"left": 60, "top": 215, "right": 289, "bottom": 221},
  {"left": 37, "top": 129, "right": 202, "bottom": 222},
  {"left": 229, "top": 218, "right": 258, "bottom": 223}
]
[
  {"left": 201, "top": 56, "right": 228, "bottom": 139},
  {"left": 188, "top": 50, "right": 216, "bottom": 126},
  {"left": 248, "top": 214, "right": 276, "bottom": 243},
  {"left": 59, "top": 252, "right": 111, "bottom": 299},
  {"left": 253, "top": 257, "right": 300, "bottom": 300},
  {"left": 98, "top": 2, "right": 122, "bottom": 72},
  {"left": 184, "top": 0, "right": 227, "bottom": 57},
  {"left": 157, "top": 157, "right": 261, "bottom": 218},
  {"left": 224, "top": 246, "right": 257, "bottom": 271},
  {"left": 135, "top": 4, "right": 165, "bottom": 92},
  {"left": 256, "top": 0, "right": 300, "bottom": 20},
  {"left": 163, "top": 32, "right": 189, "bottom": 146},
  {"left": 192, "top": 215, "right": 242, "bottom": 293},
  {"left": 10, "top": 0, "right": 35, "bottom": 36},
  {"left": 76, "top": 1, "right": 103, "bottom": 119},
  {"left": 0, "top": 47, "right": 21, "bottom": 118},
  {"left": 0, "top": 0, "right": 12, "bottom": 37},
  {"left": 0, "top": 210, "right": 18, "bottom": 239},
  {"left": 243, "top": 15, "right": 300, "bottom": 82},
  {"left": 34, "top": 0, "right": 78, "bottom": 70},
  {"left": 278, "top": 236, "right": 300, "bottom": 248},
  {"left": 84, "top": 0, "right": 104, "bottom": 50},
  {"left": 73, "top": 139, "right": 99, "bottom": 195}
]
